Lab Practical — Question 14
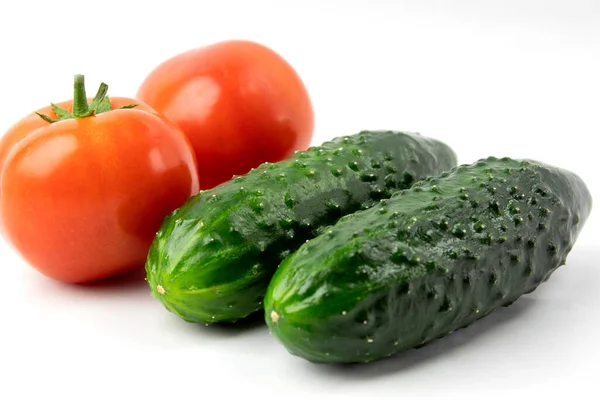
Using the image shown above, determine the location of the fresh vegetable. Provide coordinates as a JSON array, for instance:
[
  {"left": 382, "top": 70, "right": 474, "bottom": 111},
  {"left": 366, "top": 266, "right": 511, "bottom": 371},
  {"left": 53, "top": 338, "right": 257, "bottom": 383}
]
[
  {"left": 146, "top": 130, "right": 457, "bottom": 324},
  {"left": 136, "top": 39, "right": 315, "bottom": 190},
  {"left": 265, "top": 157, "right": 592, "bottom": 364},
  {"left": 0, "top": 75, "right": 199, "bottom": 283}
]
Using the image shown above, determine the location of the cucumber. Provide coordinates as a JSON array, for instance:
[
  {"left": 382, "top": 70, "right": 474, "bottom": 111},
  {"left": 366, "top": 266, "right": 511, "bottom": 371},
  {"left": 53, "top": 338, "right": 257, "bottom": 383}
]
[
  {"left": 265, "top": 157, "right": 592, "bottom": 363},
  {"left": 145, "top": 130, "right": 457, "bottom": 324}
]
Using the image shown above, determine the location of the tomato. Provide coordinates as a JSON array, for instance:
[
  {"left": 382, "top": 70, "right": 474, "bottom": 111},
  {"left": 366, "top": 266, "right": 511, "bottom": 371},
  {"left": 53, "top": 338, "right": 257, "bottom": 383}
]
[
  {"left": 0, "top": 75, "right": 199, "bottom": 283},
  {"left": 136, "top": 39, "right": 315, "bottom": 190}
]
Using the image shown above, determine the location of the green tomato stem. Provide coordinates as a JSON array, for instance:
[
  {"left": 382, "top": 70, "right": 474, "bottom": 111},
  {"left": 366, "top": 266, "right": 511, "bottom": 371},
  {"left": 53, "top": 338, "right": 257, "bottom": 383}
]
[
  {"left": 35, "top": 74, "right": 138, "bottom": 124},
  {"left": 72, "top": 74, "right": 90, "bottom": 117}
]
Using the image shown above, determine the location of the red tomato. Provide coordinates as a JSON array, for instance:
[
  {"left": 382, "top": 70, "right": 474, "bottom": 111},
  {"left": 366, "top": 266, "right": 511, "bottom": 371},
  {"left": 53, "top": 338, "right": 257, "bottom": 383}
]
[
  {"left": 0, "top": 75, "right": 199, "bottom": 283},
  {"left": 136, "top": 39, "right": 315, "bottom": 189}
]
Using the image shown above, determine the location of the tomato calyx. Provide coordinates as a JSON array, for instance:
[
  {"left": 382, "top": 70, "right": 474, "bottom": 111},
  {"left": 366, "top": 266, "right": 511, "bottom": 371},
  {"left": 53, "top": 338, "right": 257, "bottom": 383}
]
[{"left": 36, "top": 74, "right": 138, "bottom": 123}]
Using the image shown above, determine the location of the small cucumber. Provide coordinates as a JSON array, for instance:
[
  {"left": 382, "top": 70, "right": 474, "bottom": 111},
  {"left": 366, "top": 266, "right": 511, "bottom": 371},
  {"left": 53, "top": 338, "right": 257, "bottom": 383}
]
[
  {"left": 145, "top": 130, "right": 457, "bottom": 324},
  {"left": 265, "top": 157, "right": 592, "bottom": 363}
]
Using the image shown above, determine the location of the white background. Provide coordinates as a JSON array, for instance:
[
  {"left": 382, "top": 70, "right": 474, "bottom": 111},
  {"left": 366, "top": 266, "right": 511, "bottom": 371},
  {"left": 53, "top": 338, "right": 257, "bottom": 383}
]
[{"left": 1, "top": 1, "right": 598, "bottom": 399}]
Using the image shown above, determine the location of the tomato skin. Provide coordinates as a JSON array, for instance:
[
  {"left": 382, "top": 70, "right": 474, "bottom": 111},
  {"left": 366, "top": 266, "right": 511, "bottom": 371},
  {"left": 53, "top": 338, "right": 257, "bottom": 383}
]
[
  {"left": 0, "top": 98, "right": 156, "bottom": 176},
  {"left": 0, "top": 101, "right": 199, "bottom": 283},
  {"left": 136, "top": 40, "right": 315, "bottom": 189}
]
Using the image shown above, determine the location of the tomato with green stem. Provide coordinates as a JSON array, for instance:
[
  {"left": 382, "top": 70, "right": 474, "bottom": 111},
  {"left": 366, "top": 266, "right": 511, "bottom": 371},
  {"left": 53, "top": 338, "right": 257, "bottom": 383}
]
[
  {"left": 0, "top": 75, "right": 199, "bottom": 283},
  {"left": 137, "top": 40, "right": 315, "bottom": 189}
]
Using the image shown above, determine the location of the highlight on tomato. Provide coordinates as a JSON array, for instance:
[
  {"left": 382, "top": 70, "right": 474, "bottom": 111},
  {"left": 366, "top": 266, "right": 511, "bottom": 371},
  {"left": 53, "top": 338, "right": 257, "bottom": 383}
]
[
  {"left": 0, "top": 75, "right": 200, "bottom": 283},
  {"left": 137, "top": 39, "right": 315, "bottom": 190}
]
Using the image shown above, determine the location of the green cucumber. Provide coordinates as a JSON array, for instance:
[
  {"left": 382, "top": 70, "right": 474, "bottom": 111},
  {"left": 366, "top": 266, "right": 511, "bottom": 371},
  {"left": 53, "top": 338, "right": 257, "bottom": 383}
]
[
  {"left": 265, "top": 157, "right": 592, "bottom": 363},
  {"left": 145, "top": 130, "right": 457, "bottom": 324}
]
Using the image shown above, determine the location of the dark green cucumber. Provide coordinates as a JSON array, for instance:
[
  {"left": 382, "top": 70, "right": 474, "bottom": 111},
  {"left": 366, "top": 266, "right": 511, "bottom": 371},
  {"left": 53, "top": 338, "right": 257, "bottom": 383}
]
[
  {"left": 145, "top": 130, "right": 457, "bottom": 324},
  {"left": 265, "top": 157, "right": 592, "bottom": 363}
]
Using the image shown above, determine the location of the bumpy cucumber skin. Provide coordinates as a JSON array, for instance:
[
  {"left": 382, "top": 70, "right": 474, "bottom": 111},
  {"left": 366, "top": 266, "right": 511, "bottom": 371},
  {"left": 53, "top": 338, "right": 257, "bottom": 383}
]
[
  {"left": 265, "top": 157, "right": 592, "bottom": 363},
  {"left": 145, "top": 130, "right": 457, "bottom": 324}
]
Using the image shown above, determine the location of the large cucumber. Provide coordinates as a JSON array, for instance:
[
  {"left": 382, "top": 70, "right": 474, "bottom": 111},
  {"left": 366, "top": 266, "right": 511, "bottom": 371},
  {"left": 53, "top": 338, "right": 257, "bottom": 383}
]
[
  {"left": 146, "top": 130, "right": 457, "bottom": 324},
  {"left": 265, "top": 157, "right": 592, "bottom": 363}
]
